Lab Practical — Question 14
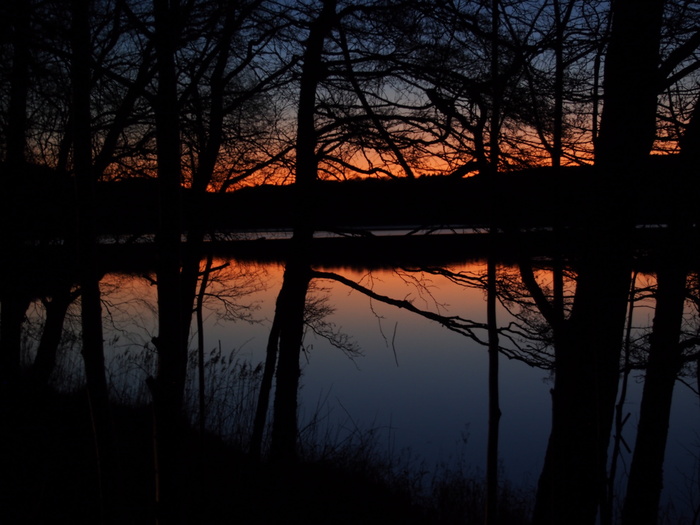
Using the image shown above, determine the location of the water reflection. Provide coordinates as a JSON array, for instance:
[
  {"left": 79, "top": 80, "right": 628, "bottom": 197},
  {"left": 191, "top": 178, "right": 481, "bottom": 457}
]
[{"left": 4, "top": 234, "right": 700, "bottom": 523}]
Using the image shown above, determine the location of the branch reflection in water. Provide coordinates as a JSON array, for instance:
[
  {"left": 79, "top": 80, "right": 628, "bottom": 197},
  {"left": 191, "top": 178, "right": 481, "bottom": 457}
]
[{"left": 18, "top": 255, "right": 700, "bottom": 519}]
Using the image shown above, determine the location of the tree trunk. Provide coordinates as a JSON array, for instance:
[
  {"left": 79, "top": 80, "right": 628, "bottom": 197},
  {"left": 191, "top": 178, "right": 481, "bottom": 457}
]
[
  {"left": 621, "top": 257, "right": 687, "bottom": 525},
  {"left": 6, "top": 0, "right": 30, "bottom": 170},
  {"left": 269, "top": 252, "right": 312, "bottom": 464},
  {"left": 486, "top": 6, "right": 502, "bottom": 519},
  {"left": 0, "top": 290, "right": 29, "bottom": 385},
  {"left": 488, "top": 0, "right": 501, "bottom": 175},
  {"left": 71, "top": 1, "right": 114, "bottom": 520},
  {"left": 0, "top": 0, "right": 32, "bottom": 386},
  {"left": 153, "top": 0, "right": 185, "bottom": 410},
  {"left": 293, "top": 0, "right": 337, "bottom": 234},
  {"left": 32, "top": 287, "right": 75, "bottom": 388},
  {"left": 602, "top": 272, "right": 639, "bottom": 525},
  {"left": 551, "top": 0, "right": 575, "bottom": 168},
  {"left": 532, "top": 251, "right": 631, "bottom": 525},
  {"left": 266, "top": 0, "right": 337, "bottom": 465},
  {"left": 533, "top": 3, "right": 667, "bottom": 520},
  {"left": 595, "top": 0, "right": 665, "bottom": 167},
  {"left": 619, "top": 8, "right": 700, "bottom": 518},
  {"left": 485, "top": 255, "right": 501, "bottom": 525},
  {"left": 72, "top": 0, "right": 109, "bottom": 414},
  {"left": 250, "top": 300, "right": 283, "bottom": 460},
  {"left": 151, "top": 0, "right": 187, "bottom": 521}
]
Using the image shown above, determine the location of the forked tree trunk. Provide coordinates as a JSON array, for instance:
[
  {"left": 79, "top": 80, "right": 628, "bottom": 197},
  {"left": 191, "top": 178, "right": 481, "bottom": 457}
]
[
  {"left": 532, "top": 1, "right": 666, "bottom": 522},
  {"left": 265, "top": 0, "right": 336, "bottom": 465},
  {"left": 532, "top": 249, "right": 631, "bottom": 525}
]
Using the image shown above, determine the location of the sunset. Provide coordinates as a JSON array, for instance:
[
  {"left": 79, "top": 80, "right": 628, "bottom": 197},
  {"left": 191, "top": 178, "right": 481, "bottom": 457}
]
[{"left": 2, "top": 0, "right": 700, "bottom": 524}]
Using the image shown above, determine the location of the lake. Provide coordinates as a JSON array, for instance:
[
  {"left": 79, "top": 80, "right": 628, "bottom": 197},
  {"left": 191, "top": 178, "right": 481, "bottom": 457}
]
[{"left": 17, "top": 240, "right": 700, "bottom": 520}]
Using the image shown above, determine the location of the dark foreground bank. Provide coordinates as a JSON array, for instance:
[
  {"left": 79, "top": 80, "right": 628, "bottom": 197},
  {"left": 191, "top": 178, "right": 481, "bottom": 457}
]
[{"left": 0, "top": 380, "right": 532, "bottom": 525}]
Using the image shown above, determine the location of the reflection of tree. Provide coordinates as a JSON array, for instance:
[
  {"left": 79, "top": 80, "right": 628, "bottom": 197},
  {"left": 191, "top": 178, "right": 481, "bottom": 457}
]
[
  {"left": 303, "top": 286, "right": 362, "bottom": 359},
  {"left": 193, "top": 261, "right": 267, "bottom": 325},
  {"left": 312, "top": 269, "right": 489, "bottom": 341},
  {"left": 515, "top": 246, "right": 631, "bottom": 524},
  {"left": 312, "top": 255, "right": 627, "bottom": 523},
  {"left": 620, "top": 102, "right": 700, "bottom": 521},
  {"left": 192, "top": 258, "right": 266, "bottom": 438},
  {"left": 621, "top": 258, "right": 689, "bottom": 524},
  {"left": 252, "top": 0, "right": 337, "bottom": 466},
  {"left": 315, "top": 259, "right": 500, "bottom": 522},
  {"left": 251, "top": 261, "right": 367, "bottom": 462},
  {"left": 5, "top": 0, "right": 700, "bottom": 521},
  {"left": 267, "top": 255, "right": 312, "bottom": 464},
  {"left": 261, "top": 236, "right": 700, "bottom": 523}
]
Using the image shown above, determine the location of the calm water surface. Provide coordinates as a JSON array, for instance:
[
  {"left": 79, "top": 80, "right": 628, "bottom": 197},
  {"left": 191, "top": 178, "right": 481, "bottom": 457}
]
[{"left": 25, "top": 258, "right": 700, "bottom": 510}]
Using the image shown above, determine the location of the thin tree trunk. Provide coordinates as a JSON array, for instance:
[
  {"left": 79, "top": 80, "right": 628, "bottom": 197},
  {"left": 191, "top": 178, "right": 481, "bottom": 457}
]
[
  {"left": 196, "top": 253, "right": 213, "bottom": 437},
  {"left": 485, "top": 255, "right": 501, "bottom": 525},
  {"left": 602, "top": 271, "right": 638, "bottom": 525},
  {"left": 551, "top": 0, "right": 575, "bottom": 168},
  {"left": 486, "top": 6, "right": 502, "bottom": 520},
  {"left": 488, "top": 0, "right": 501, "bottom": 175},
  {"left": 250, "top": 301, "right": 282, "bottom": 460}
]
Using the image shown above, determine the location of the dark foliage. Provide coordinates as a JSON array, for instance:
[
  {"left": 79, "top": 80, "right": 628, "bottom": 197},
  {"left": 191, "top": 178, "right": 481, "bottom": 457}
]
[{"left": 3, "top": 156, "right": 696, "bottom": 241}]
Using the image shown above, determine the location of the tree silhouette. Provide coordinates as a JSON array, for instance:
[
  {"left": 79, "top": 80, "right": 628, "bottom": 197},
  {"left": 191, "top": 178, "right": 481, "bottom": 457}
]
[{"left": 4, "top": 0, "right": 700, "bottom": 522}]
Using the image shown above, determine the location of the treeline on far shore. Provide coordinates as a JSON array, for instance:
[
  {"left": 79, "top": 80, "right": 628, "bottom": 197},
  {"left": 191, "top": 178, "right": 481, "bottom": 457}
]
[{"left": 2, "top": 155, "right": 695, "bottom": 239}]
